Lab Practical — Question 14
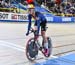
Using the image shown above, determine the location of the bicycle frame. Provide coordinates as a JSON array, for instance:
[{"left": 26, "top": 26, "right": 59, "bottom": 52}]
[{"left": 29, "top": 27, "right": 48, "bottom": 49}]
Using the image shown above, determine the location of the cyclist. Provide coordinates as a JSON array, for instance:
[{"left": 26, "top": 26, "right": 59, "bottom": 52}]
[{"left": 26, "top": 4, "right": 49, "bottom": 54}]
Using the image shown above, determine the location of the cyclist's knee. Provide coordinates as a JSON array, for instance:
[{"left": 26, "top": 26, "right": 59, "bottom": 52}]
[
  {"left": 41, "top": 31, "right": 46, "bottom": 37},
  {"left": 34, "top": 26, "right": 37, "bottom": 30}
]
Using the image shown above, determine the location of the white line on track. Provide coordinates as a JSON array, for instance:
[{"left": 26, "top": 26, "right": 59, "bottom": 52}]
[
  {"left": 0, "top": 40, "right": 25, "bottom": 52},
  {"left": 0, "top": 40, "right": 57, "bottom": 58}
]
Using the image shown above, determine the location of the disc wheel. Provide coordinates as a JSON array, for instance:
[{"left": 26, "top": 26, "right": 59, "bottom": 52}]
[
  {"left": 42, "top": 37, "right": 52, "bottom": 57},
  {"left": 26, "top": 38, "right": 38, "bottom": 61}
]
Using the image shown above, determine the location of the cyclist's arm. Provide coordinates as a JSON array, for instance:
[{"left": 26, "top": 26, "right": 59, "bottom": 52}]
[
  {"left": 35, "top": 19, "right": 40, "bottom": 35},
  {"left": 27, "top": 14, "right": 32, "bottom": 33}
]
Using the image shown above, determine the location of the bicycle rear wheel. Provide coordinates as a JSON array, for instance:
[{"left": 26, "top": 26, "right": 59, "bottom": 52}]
[
  {"left": 26, "top": 38, "right": 38, "bottom": 61},
  {"left": 42, "top": 37, "right": 52, "bottom": 57}
]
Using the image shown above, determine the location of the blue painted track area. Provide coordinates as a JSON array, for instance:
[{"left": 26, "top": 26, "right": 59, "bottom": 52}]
[{"left": 34, "top": 53, "right": 75, "bottom": 65}]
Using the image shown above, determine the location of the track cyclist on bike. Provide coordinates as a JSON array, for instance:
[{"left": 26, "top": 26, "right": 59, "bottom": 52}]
[{"left": 26, "top": 4, "right": 49, "bottom": 55}]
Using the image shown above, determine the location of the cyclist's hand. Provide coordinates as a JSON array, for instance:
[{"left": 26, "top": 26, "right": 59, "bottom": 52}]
[{"left": 26, "top": 32, "right": 29, "bottom": 36}]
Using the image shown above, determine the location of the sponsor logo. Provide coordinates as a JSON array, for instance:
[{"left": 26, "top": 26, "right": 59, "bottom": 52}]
[
  {"left": 11, "top": 14, "right": 28, "bottom": 20},
  {"left": 18, "top": 15, "right": 28, "bottom": 20},
  {"left": 0, "top": 13, "right": 8, "bottom": 19},
  {"left": 46, "top": 17, "right": 53, "bottom": 21},
  {"left": 62, "top": 18, "right": 71, "bottom": 21},
  {"left": 11, "top": 14, "right": 17, "bottom": 19}
]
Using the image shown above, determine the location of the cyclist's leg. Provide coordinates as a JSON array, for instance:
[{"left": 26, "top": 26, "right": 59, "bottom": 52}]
[
  {"left": 41, "top": 21, "right": 49, "bottom": 55},
  {"left": 34, "top": 21, "right": 39, "bottom": 41},
  {"left": 41, "top": 20, "right": 49, "bottom": 53},
  {"left": 41, "top": 20, "right": 47, "bottom": 44}
]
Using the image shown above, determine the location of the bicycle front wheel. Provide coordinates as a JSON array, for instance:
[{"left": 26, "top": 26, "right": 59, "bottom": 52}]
[{"left": 26, "top": 38, "right": 38, "bottom": 61}]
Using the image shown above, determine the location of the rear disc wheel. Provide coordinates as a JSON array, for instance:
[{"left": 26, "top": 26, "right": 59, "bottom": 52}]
[{"left": 42, "top": 37, "right": 52, "bottom": 57}]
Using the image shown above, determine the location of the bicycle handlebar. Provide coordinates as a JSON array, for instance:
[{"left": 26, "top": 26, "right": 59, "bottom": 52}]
[{"left": 28, "top": 28, "right": 35, "bottom": 34}]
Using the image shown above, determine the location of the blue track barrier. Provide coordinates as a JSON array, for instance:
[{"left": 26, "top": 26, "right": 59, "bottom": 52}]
[{"left": 45, "top": 16, "right": 75, "bottom": 23}]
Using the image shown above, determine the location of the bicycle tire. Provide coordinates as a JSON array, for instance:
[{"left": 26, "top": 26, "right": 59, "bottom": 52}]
[
  {"left": 26, "top": 38, "right": 38, "bottom": 61},
  {"left": 42, "top": 37, "right": 52, "bottom": 57}
]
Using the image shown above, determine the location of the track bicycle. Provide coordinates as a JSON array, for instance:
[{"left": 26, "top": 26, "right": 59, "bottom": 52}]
[{"left": 26, "top": 27, "right": 52, "bottom": 61}]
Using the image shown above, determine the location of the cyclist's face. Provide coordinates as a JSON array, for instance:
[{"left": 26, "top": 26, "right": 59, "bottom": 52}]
[{"left": 28, "top": 8, "right": 35, "bottom": 15}]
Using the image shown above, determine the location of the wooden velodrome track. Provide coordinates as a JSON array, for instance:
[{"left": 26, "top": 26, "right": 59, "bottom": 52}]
[{"left": 0, "top": 22, "right": 75, "bottom": 65}]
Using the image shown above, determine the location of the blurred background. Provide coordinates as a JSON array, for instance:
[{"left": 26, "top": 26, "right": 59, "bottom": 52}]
[{"left": 0, "top": 0, "right": 75, "bottom": 16}]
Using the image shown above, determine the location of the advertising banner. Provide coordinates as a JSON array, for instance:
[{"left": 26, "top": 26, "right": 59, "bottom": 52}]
[
  {"left": 0, "top": 12, "right": 75, "bottom": 23},
  {"left": 0, "top": 12, "right": 28, "bottom": 22}
]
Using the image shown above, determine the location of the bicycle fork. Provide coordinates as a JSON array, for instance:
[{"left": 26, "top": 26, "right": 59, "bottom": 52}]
[{"left": 36, "top": 41, "right": 42, "bottom": 51}]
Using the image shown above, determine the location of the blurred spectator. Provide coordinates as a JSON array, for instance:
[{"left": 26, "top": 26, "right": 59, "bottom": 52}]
[
  {"left": 26, "top": 0, "right": 34, "bottom": 4},
  {"left": 41, "top": 2, "right": 45, "bottom": 8},
  {"left": 0, "top": 0, "right": 3, "bottom": 7},
  {"left": 55, "top": 0, "right": 61, "bottom": 5},
  {"left": 65, "top": 2, "right": 72, "bottom": 9},
  {"left": 46, "top": 1, "right": 55, "bottom": 9},
  {"left": 0, "top": 0, "right": 75, "bottom": 16},
  {"left": 45, "top": 0, "right": 75, "bottom": 17},
  {"left": 36, "top": 0, "right": 43, "bottom": 5}
]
